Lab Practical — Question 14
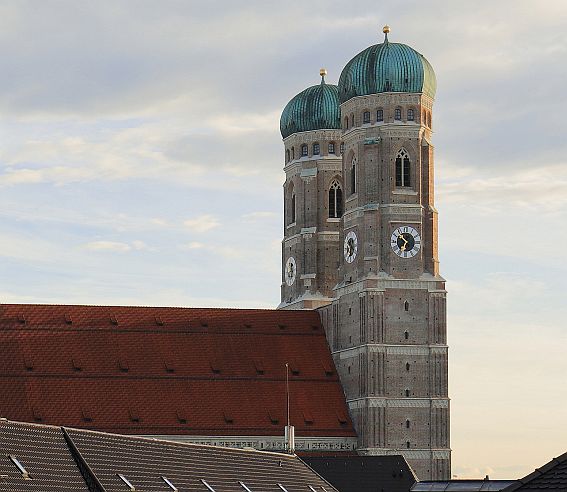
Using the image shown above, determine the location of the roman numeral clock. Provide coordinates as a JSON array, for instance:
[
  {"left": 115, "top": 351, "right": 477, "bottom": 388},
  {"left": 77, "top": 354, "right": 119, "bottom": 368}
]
[{"left": 391, "top": 226, "right": 421, "bottom": 259}]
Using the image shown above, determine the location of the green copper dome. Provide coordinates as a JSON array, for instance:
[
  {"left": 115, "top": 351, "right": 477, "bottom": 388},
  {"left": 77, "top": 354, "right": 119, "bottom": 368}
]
[
  {"left": 280, "top": 74, "right": 341, "bottom": 139},
  {"left": 338, "top": 35, "right": 436, "bottom": 104}
]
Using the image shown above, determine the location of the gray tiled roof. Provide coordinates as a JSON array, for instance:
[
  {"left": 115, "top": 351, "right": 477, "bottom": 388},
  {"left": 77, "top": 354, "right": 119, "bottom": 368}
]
[
  {"left": 0, "top": 419, "right": 337, "bottom": 492},
  {"left": 503, "top": 451, "right": 567, "bottom": 491}
]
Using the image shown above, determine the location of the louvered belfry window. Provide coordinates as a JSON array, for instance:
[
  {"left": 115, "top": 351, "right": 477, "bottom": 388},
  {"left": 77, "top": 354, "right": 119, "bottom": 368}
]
[{"left": 395, "top": 149, "right": 411, "bottom": 187}]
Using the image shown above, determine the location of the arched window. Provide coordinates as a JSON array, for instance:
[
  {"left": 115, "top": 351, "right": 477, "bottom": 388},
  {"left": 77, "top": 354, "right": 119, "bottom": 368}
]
[
  {"left": 363, "top": 111, "right": 370, "bottom": 124},
  {"left": 395, "top": 107, "right": 402, "bottom": 120},
  {"left": 427, "top": 111, "right": 432, "bottom": 128},
  {"left": 350, "top": 158, "right": 357, "bottom": 194},
  {"left": 377, "top": 108, "right": 384, "bottom": 122},
  {"left": 407, "top": 108, "right": 415, "bottom": 121},
  {"left": 405, "top": 389, "right": 410, "bottom": 397},
  {"left": 340, "top": 142, "right": 345, "bottom": 155},
  {"left": 285, "top": 149, "right": 290, "bottom": 163},
  {"left": 291, "top": 147, "right": 295, "bottom": 160},
  {"left": 328, "top": 179, "right": 343, "bottom": 218},
  {"left": 350, "top": 114, "right": 354, "bottom": 128},
  {"left": 406, "top": 419, "right": 410, "bottom": 429},
  {"left": 344, "top": 117, "right": 349, "bottom": 130},
  {"left": 406, "top": 441, "right": 411, "bottom": 449},
  {"left": 328, "top": 142, "right": 335, "bottom": 154},
  {"left": 313, "top": 142, "right": 320, "bottom": 155},
  {"left": 301, "top": 144, "right": 308, "bottom": 157},
  {"left": 406, "top": 362, "right": 410, "bottom": 371},
  {"left": 404, "top": 330, "right": 409, "bottom": 340},
  {"left": 395, "top": 149, "right": 411, "bottom": 187},
  {"left": 404, "top": 300, "right": 409, "bottom": 311}
]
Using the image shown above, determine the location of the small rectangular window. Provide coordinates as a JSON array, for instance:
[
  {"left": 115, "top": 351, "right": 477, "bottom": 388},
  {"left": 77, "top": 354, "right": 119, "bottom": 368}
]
[
  {"left": 9, "top": 455, "right": 31, "bottom": 479},
  {"left": 313, "top": 143, "right": 320, "bottom": 155},
  {"left": 395, "top": 107, "right": 402, "bottom": 120},
  {"left": 363, "top": 111, "right": 370, "bottom": 124},
  {"left": 301, "top": 145, "right": 308, "bottom": 156},
  {"left": 407, "top": 108, "right": 415, "bottom": 121},
  {"left": 162, "top": 476, "right": 178, "bottom": 491},
  {"left": 201, "top": 479, "right": 216, "bottom": 491},
  {"left": 377, "top": 109, "right": 383, "bottom": 122},
  {"left": 239, "top": 482, "right": 253, "bottom": 492},
  {"left": 328, "top": 142, "right": 335, "bottom": 154},
  {"left": 117, "top": 474, "right": 135, "bottom": 491}
]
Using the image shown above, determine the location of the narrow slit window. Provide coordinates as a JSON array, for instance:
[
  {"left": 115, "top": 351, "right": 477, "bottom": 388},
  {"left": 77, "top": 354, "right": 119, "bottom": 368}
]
[
  {"left": 162, "top": 476, "right": 178, "bottom": 491},
  {"left": 405, "top": 389, "right": 410, "bottom": 397},
  {"left": 406, "top": 362, "right": 410, "bottom": 371},
  {"left": 406, "top": 419, "right": 410, "bottom": 428},
  {"left": 404, "top": 300, "right": 409, "bottom": 311},
  {"left": 239, "top": 482, "right": 253, "bottom": 492},
  {"left": 404, "top": 331, "right": 409, "bottom": 340},
  {"left": 406, "top": 441, "right": 411, "bottom": 449},
  {"left": 350, "top": 159, "right": 357, "bottom": 194},
  {"left": 201, "top": 479, "right": 216, "bottom": 491},
  {"left": 395, "top": 149, "right": 411, "bottom": 187},
  {"left": 350, "top": 114, "right": 354, "bottom": 127},
  {"left": 286, "top": 149, "right": 290, "bottom": 163},
  {"left": 9, "top": 455, "right": 31, "bottom": 479},
  {"left": 117, "top": 474, "right": 135, "bottom": 491}
]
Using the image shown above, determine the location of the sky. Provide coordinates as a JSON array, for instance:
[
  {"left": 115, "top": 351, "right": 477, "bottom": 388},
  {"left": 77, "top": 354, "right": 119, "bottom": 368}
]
[{"left": 0, "top": 0, "right": 566, "bottom": 480}]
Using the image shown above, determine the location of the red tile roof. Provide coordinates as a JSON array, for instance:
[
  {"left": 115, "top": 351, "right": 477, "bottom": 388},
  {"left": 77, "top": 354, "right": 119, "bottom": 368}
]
[{"left": 0, "top": 304, "right": 355, "bottom": 439}]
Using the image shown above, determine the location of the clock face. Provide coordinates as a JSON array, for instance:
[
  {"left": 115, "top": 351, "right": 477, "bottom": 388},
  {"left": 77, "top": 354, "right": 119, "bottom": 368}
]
[
  {"left": 343, "top": 231, "right": 358, "bottom": 263},
  {"left": 391, "top": 226, "right": 421, "bottom": 258},
  {"left": 285, "top": 256, "right": 297, "bottom": 286}
]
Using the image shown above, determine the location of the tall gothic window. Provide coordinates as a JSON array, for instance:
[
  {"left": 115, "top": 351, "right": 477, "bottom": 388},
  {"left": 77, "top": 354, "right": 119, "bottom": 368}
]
[
  {"left": 301, "top": 144, "right": 308, "bottom": 157},
  {"left": 395, "top": 149, "right": 411, "bottom": 187},
  {"left": 363, "top": 111, "right": 370, "bottom": 124},
  {"left": 350, "top": 158, "right": 357, "bottom": 194},
  {"left": 377, "top": 108, "right": 383, "bottom": 122},
  {"left": 288, "top": 183, "right": 296, "bottom": 224},
  {"left": 350, "top": 114, "right": 354, "bottom": 127},
  {"left": 313, "top": 142, "right": 320, "bottom": 155},
  {"left": 395, "top": 107, "right": 402, "bottom": 120},
  {"left": 328, "top": 179, "right": 343, "bottom": 218}
]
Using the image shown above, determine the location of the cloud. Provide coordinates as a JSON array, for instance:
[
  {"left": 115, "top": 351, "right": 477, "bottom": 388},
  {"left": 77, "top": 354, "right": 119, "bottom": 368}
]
[
  {"left": 84, "top": 241, "right": 132, "bottom": 252},
  {"left": 241, "top": 211, "right": 278, "bottom": 221},
  {"left": 183, "top": 214, "right": 220, "bottom": 233}
]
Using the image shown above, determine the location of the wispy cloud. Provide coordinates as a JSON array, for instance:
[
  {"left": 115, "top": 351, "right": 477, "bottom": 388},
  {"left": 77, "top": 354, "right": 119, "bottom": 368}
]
[{"left": 183, "top": 214, "right": 220, "bottom": 233}]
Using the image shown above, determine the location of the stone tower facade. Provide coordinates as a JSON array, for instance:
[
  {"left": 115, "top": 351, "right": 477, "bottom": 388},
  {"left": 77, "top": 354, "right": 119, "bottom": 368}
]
[
  {"left": 279, "top": 30, "right": 450, "bottom": 480},
  {"left": 279, "top": 72, "right": 343, "bottom": 309}
]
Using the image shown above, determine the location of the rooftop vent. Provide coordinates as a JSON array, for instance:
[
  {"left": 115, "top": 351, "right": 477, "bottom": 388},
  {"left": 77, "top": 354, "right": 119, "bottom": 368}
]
[
  {"left": 253, "top": 359, "right": 265, "bottom": 375},
  {"left": 128, "top": 408, "right": 140, "bottom": 423},
  {"left": 199, "top": 319, "right": 209, "bottom": 328},
  {"left": 64, "top": 314, "right": 73, "bottom": 325},
  {"left": 155, "top": 316, "right": 164, "bottom": 326},
  {"left": 303, "top": 409, "right": 314, "bottom": 425},
  {"left": 336, "top": 410, "right": 348, "bottom": 425},
  {"left": 118, "top": 359, "right": 129, "bottom": 372},
  {"left": 243, "top": 321, "right": 252, "bottom": 329},
  {"left": 289, "top": 361, "right": 300, "bottom": 376},
  {"left": 278, "top": 324, "right": 286, "bottom": 330},
  {"left": 321, "top": 360, "right": 334, "bottom": 376},
  {"left": 223, "top": 411, "right": 234, "bottom": 424},
  {"left": 9, "top": 455, "right": 31, "bottom": 479},
  {"left": 32, "top": 406, "right": 42, "bottom": 422},
  {"left": 72, "top": 358, "right": 83, "bottom": 371},
  {"left": 267, "top": 409, "right": 279, "bottom": 425},
  {"left": 81, "top": 407, "right": 93, "bottom": 423},
  {"left": 176, "top": 409, "right": 188, "bottom": 424},
  {"left": 23, "top": 356, "right": 34, "bottom": 371},
  {"left": 210, "top": 360, "right": 221, "bottom": 374},
  {"left": 109, "top": 314, "right": 118, "bottom": 325},
  {"left": 163, "top": 360, "right": 175, "bottom": 373},
  {"left": 17, "top": 313, "right": 26, "bottom": 324},
  {"left": 117, "top": 473, "right": 135, "bottom": 491}
]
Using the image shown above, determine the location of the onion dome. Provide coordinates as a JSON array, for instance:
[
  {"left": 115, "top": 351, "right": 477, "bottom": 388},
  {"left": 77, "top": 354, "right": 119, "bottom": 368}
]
[
  {"left": 338, "top": 26, "right": 436, "bottom": 104},
  {"left": 280, "top": 69, "right": 341, "bottom": 139}
]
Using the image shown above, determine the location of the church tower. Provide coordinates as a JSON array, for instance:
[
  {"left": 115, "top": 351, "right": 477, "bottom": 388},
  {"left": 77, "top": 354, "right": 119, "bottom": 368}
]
[
  {"left": 279, "top": 70, "right": 343, "bottom": 309},
  {"left": 318, "top": 27, "right": 450, "bottom": 480}
]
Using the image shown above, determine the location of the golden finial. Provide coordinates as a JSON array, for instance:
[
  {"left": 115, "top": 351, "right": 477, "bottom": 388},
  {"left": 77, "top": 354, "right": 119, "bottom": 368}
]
[
  {"left": 383, "top": 25, "right": 390, "bottom": 42},
  {"left": 320, "top": 68, "right": 327, "bottom": 84}
]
